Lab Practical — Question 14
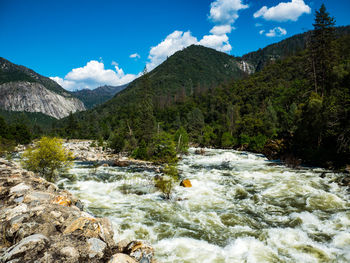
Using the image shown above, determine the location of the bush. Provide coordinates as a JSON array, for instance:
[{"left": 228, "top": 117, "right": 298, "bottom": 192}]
[
  {"left": 154, "top": 176, "right": 174, "bottom": 199},
  {"left": 21, "top": 137, "right": 74, "bottom": 182}
]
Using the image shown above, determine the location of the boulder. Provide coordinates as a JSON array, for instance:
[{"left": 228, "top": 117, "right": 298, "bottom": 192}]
[
  {"left": 9, "top": 183, "right": 31, "bottom": 195},
  {"left": 60, "top": 246, "right": 80, "bottom": 259},
  {"left": 23, "top": 191, "right": 54, "bottom": 203},
  {"left": 1, "top": 234, "right": 49, "bottom": 262},
  {"left": 87, "top": 238, "right": 106, "bottom": 259},
  {"left": 108, "top": 253, "right": 138, "bottom": 263},
  {"left": 180, "top": 179, "right": 192, "bottom": 188},
  {"left": 124, "top": 241, "right": 154, "bottom": 263}
]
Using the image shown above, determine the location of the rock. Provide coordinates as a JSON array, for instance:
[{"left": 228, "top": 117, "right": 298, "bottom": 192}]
[
  {"left": 117, "top": 239, "right": 130, "bottom": 253},
  {"left": 180, "top": 179, "right": 192, "bottom": 188},
  {"left": 87, "top": 238, "right": 106, "bottom": 258},
  {"left": 52, "top": 195, "right": 72, "bottom": 207},
  {"left": 114, "top": 160, "right": 130, "bottom": 167},
  {"left": 9, "top": 183, "right": 31, "bottom": 195},
  {"left": 63, "top": 217, "right": 100, "bottom": 237},
  {"left": 23, "top": 191, "right": 54, "bottom": 203},
  {"left": 194, "top": 148, "right": 205, "bottom": 155},
  {"left": 1, "top": 234, "right": 49, "bottom": 262},
  {"left": 74, "top": 200, "right": 84, "bottom": 211},
  {"left": 0, "top": 81, "right": 85, "bottom": 119},
  {"left": 103, "top": 163, "right": 109, "bottom": 167},
  {"left": 60, "top": 246, "right": 80, "bottom": 259},
  {"left": 5, "top": 203, "right": 28, "bottom": 221},
  {"left": 108, "top": 253, "right": 138, "bottom": 263},
  {"left": 99, "top": 217, "right": 116, "bottom": 248},
  {"left": 124, "top": 241, "right": 154, "bottom": 263},
  {"left": 340, "top": 176, "right": 350, "bottom": 186}
]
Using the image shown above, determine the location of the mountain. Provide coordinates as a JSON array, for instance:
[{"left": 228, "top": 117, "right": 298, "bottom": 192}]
[
  {"left": 102, "top": 45, "right": 254, "bottom": 110},
  {"left": 0, "top": 57, "right": 85, "bottom": 119},
  {"left": 72, "top": 84, "right": 128, "bottom": 109},
  {"left": 242, "top": 25, "right": 350, "bottom": 72}
]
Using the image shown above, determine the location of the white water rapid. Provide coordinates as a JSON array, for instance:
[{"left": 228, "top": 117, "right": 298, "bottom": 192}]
[{"left": 60, "top": 148, "right": 350, "bottom": 263}]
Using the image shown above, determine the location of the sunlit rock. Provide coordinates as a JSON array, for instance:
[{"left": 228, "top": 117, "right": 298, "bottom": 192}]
[{"left": 180, "top": 179, "right": 192, "bottom": 188}]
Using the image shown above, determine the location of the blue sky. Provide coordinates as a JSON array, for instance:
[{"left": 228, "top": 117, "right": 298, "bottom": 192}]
[{"left": 1, "top": 0, "right": 349, "bottom": 90}]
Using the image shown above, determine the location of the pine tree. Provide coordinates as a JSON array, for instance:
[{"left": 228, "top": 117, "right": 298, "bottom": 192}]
[{"left": 309, "top": 4, "right": 336, "bottom": 96}]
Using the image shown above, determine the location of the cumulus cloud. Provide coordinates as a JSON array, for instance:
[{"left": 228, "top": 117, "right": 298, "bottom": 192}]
[
  {"left": 146, "top": 31, "right": 198, "bottom": 71},
  {"left": 265, "top": 27, "right": 287, "bottom": 37},
  {"left": 199, "top": 34, "right": 232, "bottom": 52},
  {"left": 129, "top": 53, "right": 140, "bottom": 59},
  {"left": 50, "top": 60, "right": 138, "bottom": 91},
  {"left": 209, "top": 0, "right": 249, "bottom": 25},
  {"left": 259, "top": 30, "right": 265, "bottom": 35},
  {"left": 253, "top": 0, "right": 311, "bottom": 22},
  {"left": 210, "top": 25, "right": 233, "bottom": 35}
]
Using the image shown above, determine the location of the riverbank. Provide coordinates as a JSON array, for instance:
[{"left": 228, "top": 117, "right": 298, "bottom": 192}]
[{"left": 0, "top": 157, "right": 157, "bottom": 263}]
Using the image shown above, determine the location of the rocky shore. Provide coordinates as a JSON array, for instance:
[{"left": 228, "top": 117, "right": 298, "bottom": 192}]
[{"left": 0, "top": 158, "right": 156, "bottom": 263}]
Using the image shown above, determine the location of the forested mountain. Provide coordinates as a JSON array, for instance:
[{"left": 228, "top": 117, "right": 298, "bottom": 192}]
[
  {"left": 54, "top": 18, "right": 350, "bottom": 168},
  {"left": 0, "top": 58, "right": 85, "bottom": 119},
  {"left": 242, "top": 25, "right": 350, "bottom": 72},
  {"left": 72, "top": 84, "right": 128, "bottom": 109}
]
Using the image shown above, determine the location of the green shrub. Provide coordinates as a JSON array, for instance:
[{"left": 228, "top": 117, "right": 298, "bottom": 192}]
[
  {"left": 21, "top": 137, "right": 74, "bottom": 182},
  {"left": 154, "top": 176, "right": 174, "bottom": 199}
]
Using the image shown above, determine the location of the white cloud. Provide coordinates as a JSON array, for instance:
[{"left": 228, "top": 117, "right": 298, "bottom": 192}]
[
  {"left": 265, "top": 27, "right": 287, "bottom": 37},
  {"left": 50, "top": 60, "right": 138, "bottom": 91},
  {"left": 129, "top": 53, "right": 140, "bottom": 59},
  {"left": 259, "top": 30, "right": 265, "bottom": 35},
  {"left": 146, "top": 31, "right": 198, "bottom": 71},
  {"left": 199, "top": 33, "right": 232, "bottom": 52},
  {"left": 254, "top": 0, "right": 311, "bottom": 22},
  {"left": 210, "top": 25, "right": 233, "bottom": 35},
  {"left": 209, "top": 0, "right": 248, "bottom": 24}
]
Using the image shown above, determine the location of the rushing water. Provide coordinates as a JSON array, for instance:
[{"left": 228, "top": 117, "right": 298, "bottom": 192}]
[{"left": 60, "top": 148, "right": 350, "bottom": 263}]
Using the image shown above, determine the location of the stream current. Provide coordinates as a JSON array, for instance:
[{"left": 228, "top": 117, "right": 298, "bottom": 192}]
[{"left": 61, "top": 148, "right": 350, "bottom": 262}]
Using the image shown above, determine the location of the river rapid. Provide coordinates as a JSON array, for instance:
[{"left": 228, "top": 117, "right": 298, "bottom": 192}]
[{"left": 61, "top": 148, "right": 350, "bottom": 263}]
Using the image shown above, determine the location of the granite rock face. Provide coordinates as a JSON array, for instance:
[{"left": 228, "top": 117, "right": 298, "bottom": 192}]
[{"left": 0, "top": 81, "right": 85, "bottom": 119}]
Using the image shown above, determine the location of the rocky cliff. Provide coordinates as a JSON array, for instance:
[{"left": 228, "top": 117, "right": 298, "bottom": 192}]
[
  {"left": 0, "top": 81, "right": 85, "bottom": 119},
  {"left": 0, "top": 158, "right": 156, "bottom": 263},
  {"left": 0, "top": 57, "right": 86, "bottom": 119}
]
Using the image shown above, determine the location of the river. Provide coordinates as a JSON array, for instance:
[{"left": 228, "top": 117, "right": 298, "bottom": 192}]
[{"left": 60, "top": 148, "right": 350, "bottom": 263}]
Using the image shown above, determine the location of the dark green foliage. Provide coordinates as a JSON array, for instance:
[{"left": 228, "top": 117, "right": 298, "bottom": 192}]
[
  {"left": 221, "top": 132, "right": 234, "bottom": 148},
  {"left": 109, "top": 132, "right": 126, "bottom": 153},
  {"left": 132, "top": 140, "right": 148, "bottom": 160},
  {"left": 0, "top": 115, "right": 32, "bottom": 145},
  {"left": 308, "top": 4, "right": 336, "bottom": 95},
  {"left": 174, "top": 127, "right": 189, "bottom": 154},
  {"left": 149, "top": 132, "right": 177, "bottom": 164}
]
